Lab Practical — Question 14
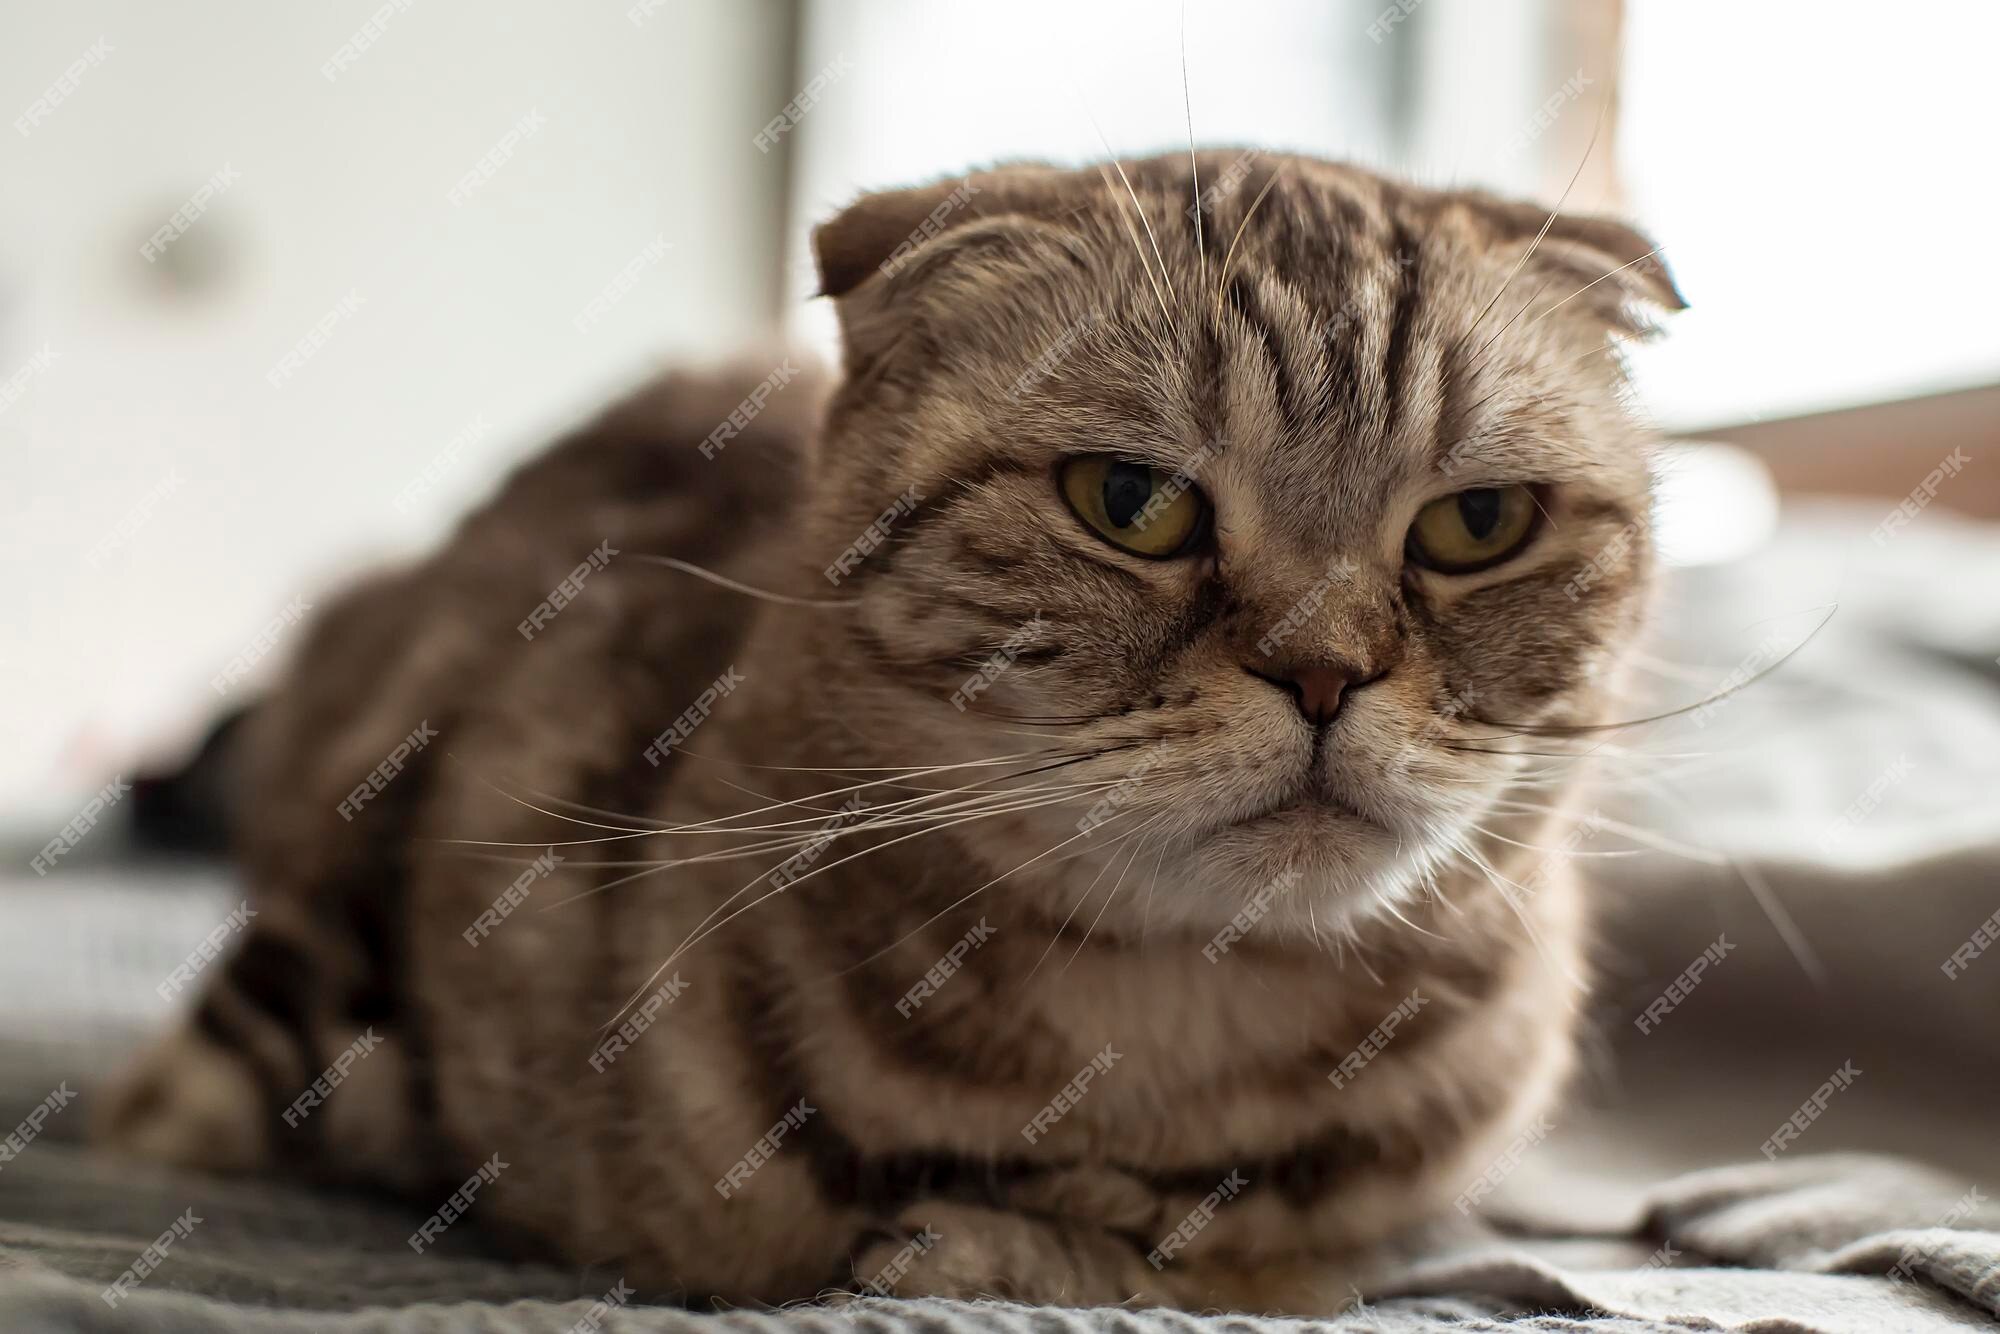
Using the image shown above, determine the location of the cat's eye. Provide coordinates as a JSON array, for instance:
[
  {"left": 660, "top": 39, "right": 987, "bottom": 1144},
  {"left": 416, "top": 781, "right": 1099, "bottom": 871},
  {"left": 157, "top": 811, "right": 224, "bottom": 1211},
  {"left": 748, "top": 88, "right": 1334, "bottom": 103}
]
[
  {"left": 1058, "top": 457, "right": 1207, "bottom": 558},
  {"left": 1406, "top": 485, "right": 1539, "bottom": 573}
]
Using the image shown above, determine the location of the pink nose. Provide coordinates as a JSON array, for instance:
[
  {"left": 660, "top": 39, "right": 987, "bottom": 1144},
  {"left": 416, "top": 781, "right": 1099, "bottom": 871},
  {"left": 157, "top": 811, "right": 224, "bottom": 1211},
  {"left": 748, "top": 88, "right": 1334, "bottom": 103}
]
[{"left": 1248, "top": 661, "right": 1364, "bottom": 727}]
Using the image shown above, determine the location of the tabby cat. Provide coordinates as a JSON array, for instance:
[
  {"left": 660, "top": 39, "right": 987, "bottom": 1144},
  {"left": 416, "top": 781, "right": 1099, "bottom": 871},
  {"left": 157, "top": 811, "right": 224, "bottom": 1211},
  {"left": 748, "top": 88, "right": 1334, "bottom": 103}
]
[{"left": 99, "top": 150, "right": 1680, "bottom": 1311}]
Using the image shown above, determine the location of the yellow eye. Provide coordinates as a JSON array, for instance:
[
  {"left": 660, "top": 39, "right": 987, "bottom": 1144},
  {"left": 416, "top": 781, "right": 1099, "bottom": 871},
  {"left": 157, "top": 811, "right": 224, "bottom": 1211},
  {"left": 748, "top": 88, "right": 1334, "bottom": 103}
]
[
  {"left": 1407, "top": 485, "right": 1540, "bottom": 572},
  {"left": 1058, "top": 456, "right": 1206, "bottom": 558}
]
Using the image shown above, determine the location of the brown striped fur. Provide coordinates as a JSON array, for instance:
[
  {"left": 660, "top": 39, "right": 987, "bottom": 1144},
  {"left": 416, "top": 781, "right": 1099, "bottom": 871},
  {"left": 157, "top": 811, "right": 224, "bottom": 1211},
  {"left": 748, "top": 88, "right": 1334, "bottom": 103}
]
[{"left": 97, "top": 152, "right": 1678, "bottom": 1311}]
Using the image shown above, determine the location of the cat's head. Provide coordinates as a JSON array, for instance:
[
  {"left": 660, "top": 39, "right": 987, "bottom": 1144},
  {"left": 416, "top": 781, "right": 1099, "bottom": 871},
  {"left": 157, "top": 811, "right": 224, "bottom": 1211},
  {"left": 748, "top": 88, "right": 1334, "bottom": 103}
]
[{"left": 799, "top": 151, "right": 1680, "bottom": 940}]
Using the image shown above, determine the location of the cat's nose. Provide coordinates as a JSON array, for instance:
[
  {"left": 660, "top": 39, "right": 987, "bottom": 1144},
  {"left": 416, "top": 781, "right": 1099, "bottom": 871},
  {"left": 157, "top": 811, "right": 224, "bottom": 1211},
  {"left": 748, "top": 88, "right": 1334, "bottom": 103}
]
[{"left": 1246, "top": 660, "right": 1366, "bottom": 728}]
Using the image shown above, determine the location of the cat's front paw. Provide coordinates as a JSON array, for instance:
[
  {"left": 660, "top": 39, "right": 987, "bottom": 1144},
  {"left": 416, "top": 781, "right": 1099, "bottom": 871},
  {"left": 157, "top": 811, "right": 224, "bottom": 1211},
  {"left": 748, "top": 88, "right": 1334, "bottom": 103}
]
[{"left": 847, "top": 1202, "right": 1168, "bottom": 1306}]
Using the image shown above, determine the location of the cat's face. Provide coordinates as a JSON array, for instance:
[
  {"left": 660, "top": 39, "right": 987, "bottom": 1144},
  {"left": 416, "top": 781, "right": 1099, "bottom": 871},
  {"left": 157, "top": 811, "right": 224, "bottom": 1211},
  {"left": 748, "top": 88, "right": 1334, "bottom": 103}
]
[{"left": 805, "top": 152, "right": 1678, "bottom": 940}]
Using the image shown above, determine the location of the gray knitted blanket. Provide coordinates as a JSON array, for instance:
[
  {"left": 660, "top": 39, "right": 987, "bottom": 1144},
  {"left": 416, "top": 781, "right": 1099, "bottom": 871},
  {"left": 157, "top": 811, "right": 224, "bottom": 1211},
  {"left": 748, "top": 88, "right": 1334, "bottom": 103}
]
[{"left": 1, "top": 1138, "right": 1996, "bottom": 1332}]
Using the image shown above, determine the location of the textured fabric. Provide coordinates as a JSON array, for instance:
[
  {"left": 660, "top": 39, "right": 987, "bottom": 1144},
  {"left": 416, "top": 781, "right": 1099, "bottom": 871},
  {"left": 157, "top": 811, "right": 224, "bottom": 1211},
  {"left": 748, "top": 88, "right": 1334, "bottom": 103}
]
[{"left": 2, "top": 1138, "right": 1996, "bottom": 1331}]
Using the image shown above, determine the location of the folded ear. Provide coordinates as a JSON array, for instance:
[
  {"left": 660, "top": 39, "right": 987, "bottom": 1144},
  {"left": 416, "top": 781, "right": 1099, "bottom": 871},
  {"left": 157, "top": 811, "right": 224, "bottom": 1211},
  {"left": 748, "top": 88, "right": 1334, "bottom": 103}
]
[
  {"left": 1538, "top": 211, "right": 1687, "bottom": 315},
  {"left": 812, "top": 169, "right": 1091, "bottom": 376},
  {"left": 813, "top": 177, "right": 987, "bottom": 298},
  {"left": 1470, "top": 195, "right": 1687, "bottom": 334}
]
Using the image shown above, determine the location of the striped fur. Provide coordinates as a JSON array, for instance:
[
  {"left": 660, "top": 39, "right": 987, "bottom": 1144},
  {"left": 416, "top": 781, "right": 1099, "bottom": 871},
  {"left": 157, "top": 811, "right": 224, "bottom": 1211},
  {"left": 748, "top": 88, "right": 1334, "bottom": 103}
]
[{"left": 98, "top": 152, "right": 1677, "bottom": 1311}]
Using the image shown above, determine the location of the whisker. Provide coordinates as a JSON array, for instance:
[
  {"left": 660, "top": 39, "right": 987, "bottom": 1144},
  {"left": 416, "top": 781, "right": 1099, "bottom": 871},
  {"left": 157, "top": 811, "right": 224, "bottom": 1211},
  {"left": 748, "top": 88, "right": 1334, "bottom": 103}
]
[
  {"left": 1180, "top": 0, "right": 1203, "bottom": 268},
  {"left": 1455, "top": 93, "right": 1610, "bottom": 359},
  {"left": 628, "top": 554, "right": 859, "bottom": 608},
  {"left": 1472, "top": 604, "right": 1836, "bottom": 736},
  {"left": 1450, "top": 835, "right": 1583, "bottom": 995},
  {"left": 1525, "top": 244, "right": 1668, "bottom": 330},
  {"left": 1061, "top": 819, "right": 1157, "bottom": 973},
  {"left": 1213, "top": 160, "right": 1282, "bottom": 314},
  {"left": 836, "top": 801, "right": 1157, "bottom": 980},
  {"left": 1027, "top": 813, "right": 1151, "bottom": 981},
  {"left": 1091, "top": 159, "right": 1180, "bottom": 339}
]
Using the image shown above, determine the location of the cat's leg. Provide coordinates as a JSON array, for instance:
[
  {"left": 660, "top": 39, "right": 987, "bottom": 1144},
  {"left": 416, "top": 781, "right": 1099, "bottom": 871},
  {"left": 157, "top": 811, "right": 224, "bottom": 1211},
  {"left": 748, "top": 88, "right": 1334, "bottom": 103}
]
[
  {"left": 94, "top": 904, "right": 431, "bottom": 1192},
  {"left": 848, "top": 1201, "right": 1176, "bottom": 1305},
  {"left": 848, "top": 1202, "right": 1379, "bottom": 1314}
]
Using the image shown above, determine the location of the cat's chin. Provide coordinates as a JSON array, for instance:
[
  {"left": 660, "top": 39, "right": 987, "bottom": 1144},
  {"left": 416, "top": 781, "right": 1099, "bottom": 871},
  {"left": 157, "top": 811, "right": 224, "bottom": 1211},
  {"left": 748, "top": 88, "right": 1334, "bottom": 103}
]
[{"left": 1122, "top": 797, "right": 1430, "bottom": 940}]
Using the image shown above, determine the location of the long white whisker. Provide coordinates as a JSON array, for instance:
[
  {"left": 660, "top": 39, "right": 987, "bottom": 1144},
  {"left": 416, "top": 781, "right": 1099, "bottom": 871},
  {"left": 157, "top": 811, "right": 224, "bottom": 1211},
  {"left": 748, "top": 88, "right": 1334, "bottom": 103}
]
[{"left": 629, "top": 554, "right": 859, "bottom": 608}]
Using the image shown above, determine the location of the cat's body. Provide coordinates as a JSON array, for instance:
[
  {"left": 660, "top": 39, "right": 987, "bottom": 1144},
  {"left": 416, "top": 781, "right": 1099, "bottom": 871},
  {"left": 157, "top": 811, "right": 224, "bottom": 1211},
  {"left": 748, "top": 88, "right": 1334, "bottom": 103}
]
[{"left": 100, "top": 152, "right": 1676, "bottom": 1310}]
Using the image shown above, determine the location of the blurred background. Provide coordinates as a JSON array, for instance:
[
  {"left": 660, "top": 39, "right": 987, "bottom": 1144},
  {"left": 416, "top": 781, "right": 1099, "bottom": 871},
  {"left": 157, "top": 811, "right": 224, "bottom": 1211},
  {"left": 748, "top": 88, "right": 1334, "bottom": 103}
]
[{"left": 3, "top": 0, "right": 1999, "bottom": 1191}]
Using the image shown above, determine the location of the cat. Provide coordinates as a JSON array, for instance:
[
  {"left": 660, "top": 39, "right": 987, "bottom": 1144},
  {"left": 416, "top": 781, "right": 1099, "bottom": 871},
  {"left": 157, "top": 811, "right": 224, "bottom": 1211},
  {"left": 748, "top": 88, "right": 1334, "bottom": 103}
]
[{"left": 97, "top": 149, "right": 1680, "bottom": 1311}]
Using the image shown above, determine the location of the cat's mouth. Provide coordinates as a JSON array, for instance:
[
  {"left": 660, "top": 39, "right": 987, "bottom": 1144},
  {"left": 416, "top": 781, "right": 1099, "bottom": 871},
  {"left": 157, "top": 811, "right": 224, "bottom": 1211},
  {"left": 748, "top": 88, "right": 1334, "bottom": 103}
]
[{"left": 1223, "top": 773, "right": 1377, "bottom": 832}]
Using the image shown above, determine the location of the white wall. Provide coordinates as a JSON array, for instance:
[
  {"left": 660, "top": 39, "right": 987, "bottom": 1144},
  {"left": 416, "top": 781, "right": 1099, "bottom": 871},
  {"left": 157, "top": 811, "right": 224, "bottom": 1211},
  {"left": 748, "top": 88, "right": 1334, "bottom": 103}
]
[
  {"left": 0, "top": 0, "right": 787, "bottom": 815},
  {"left": 1619, "top": 0, "right": 2000, "bottom": 428}
]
